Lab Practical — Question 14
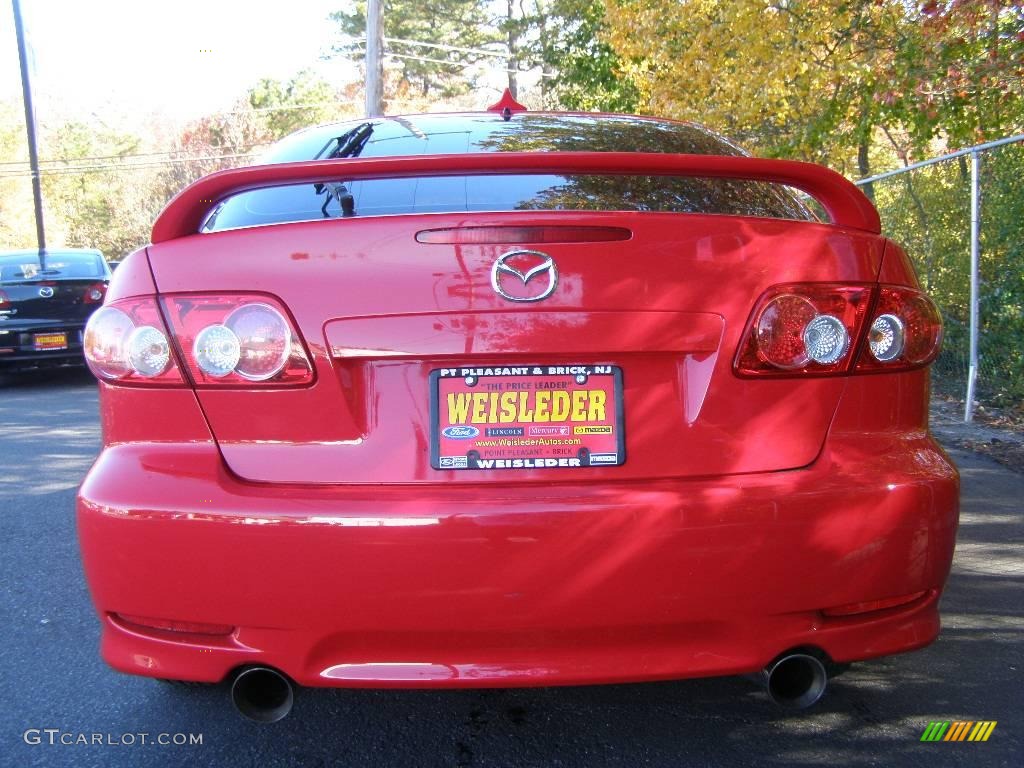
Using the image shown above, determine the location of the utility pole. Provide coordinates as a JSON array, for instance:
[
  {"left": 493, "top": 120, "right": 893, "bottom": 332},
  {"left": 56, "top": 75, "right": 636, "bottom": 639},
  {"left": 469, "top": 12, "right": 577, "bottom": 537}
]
[
  {"left": 11, "top": 0, "right": 47, "bottom": 263},
  {"left": 365, "top": 0, "right": 384, "bottom": 117},
  {"left": 505, "top": 0, "right": 518, "bottom": 98}
]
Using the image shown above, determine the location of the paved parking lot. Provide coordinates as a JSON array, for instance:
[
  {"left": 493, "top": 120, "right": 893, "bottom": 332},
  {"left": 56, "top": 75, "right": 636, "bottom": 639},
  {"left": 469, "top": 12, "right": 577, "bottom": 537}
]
[{"left": 1, "top": 368, "right": 1020, "bottom": 767}]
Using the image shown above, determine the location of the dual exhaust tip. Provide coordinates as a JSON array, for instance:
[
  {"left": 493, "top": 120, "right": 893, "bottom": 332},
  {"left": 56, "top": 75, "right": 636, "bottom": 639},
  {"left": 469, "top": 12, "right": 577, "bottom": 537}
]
[
  {"left": 762, "top": 652, "right": 829, "bottom": 709},
  {"left": 230, "top": 667, "right": 294, "bottom": 723},
  {"left": 228, "top": 652, "right": 828, "bottom": 722}
]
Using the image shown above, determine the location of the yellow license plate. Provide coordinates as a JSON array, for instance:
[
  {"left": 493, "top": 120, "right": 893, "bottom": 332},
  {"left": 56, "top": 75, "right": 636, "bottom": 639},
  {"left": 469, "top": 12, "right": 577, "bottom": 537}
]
[{"left": 34, "top": 332, "right": 68, "bottom": 351}]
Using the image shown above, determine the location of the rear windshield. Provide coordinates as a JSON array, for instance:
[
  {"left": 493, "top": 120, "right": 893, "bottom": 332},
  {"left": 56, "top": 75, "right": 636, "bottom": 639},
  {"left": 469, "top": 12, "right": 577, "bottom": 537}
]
[
  {"left": 205, "top": 115, "right": 815, "bottom": 232},
  {"left": 0, "top": 252, "right": 107, "bottom": 282}
]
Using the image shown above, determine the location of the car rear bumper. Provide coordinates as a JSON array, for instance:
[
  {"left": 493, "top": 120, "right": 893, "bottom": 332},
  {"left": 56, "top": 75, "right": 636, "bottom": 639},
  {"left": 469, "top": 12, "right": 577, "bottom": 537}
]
[
  {"left": 77, "top": 433, "right": 958, "bottom": 688},
  {"left": 0, "top": 322, "right": 85, "bottom": 367}
]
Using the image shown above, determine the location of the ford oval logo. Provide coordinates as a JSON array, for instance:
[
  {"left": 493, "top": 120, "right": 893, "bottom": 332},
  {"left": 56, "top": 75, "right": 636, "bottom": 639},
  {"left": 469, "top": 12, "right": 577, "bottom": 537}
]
[{"left": 442, "top": 426, "right": 480, "bottom": 440}]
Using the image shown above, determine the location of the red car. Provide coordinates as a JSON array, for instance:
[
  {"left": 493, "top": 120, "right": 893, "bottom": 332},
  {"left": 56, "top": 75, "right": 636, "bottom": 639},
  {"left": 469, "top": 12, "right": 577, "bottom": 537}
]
[{"left": 77, "top": 100, "right": 958, "bottom": 722}]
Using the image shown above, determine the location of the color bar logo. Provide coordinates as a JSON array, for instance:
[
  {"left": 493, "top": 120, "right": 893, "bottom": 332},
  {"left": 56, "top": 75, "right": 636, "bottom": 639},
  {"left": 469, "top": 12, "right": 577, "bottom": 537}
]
[{"left": 920, "top": 721, "right": 997, "bottom": 742}]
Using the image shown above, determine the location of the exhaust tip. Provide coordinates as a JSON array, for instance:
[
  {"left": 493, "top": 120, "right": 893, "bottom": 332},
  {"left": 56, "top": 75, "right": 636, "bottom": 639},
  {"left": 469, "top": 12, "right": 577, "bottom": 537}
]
[
  {"left": 230, "top": 667, "right": 294, "bottom": 723},
  {"left": 764, "top": 653, "right": 828, "bottom": 709}
]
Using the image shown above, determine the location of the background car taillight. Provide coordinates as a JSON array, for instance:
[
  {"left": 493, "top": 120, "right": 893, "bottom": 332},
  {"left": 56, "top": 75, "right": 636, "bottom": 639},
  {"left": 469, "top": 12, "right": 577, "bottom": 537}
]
[
  {"left": 84, "top": 297, "right": 183, "bottom": 384},
  {"left": 160, "top": 293, "right": 314, "bottom": 386},
  {"left": 735, "top": 283, "right": 942, "bottom": 377},
  {"left": 83, "top": 282, "right": 107, "bottom": 304}
]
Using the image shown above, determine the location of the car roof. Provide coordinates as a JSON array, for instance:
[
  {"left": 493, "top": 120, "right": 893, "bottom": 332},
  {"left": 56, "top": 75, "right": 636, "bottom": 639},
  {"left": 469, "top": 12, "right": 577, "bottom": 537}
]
[
  {"left": 260, "top": 111, "right": 750, "bottom": 164},
  {"left": 0, "top": 247, "right": 104, "bottom": 257}
]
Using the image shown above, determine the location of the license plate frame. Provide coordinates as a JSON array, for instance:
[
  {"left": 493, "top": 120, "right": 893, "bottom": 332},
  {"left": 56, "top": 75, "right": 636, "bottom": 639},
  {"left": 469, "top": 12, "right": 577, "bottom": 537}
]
[
  {"left": 430, "top": 364, "right": 625, "bottom": 471},
  {"left": 33, "top": 332, "right": 68, "bottom": 351}
]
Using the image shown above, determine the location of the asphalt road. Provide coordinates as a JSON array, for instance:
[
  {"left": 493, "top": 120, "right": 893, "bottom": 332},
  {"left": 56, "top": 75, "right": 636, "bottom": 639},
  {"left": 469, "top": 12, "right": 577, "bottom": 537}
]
[{"left": 1, "top": 368, "right": 1020, "bottom": 768}]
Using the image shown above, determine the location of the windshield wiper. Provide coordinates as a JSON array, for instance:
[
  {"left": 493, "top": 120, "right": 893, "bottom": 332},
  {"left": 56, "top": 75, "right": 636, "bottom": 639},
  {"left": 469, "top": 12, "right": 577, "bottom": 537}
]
[{"left": 314, "top": 122, "right": 375, "bottom": 218}]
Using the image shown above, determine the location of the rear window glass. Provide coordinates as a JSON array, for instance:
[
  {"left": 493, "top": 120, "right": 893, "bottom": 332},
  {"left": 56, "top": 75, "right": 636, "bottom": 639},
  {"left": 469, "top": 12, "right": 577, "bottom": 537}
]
[
  {"left": 205, "top": 115, "right": 816, "bottom": 232},
  {"left": 0, "top": 252, "right": 107, "bottom": 281},
  {"left": 206, "top": 174, "right": 811, "bottom": 230}
]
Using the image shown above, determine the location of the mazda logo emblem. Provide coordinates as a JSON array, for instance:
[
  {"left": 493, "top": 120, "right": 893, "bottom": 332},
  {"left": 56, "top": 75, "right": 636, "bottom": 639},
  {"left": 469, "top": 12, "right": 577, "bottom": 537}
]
[
  {"left": 490, "top": 250, "right": 558, "bottom": 302},
  {"left": 38, "top": 287, "right": 54, "bottom": 298}
]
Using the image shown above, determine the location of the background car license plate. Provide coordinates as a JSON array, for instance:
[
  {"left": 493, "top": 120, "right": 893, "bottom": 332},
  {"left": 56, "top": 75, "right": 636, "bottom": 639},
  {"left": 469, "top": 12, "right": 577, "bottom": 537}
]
[
  {"left": 430, "top": 364, "right": 625, "bottom": 470},
  {"left": 33, "top": 332, "right": 68, "bottom": 351}
]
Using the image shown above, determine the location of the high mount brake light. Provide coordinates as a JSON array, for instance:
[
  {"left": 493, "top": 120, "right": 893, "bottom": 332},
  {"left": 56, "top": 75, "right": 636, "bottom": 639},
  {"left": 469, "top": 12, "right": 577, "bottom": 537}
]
[
  {"left": 735, "top": 283, "right": 942, "bottom": 377},
  {"left": 414, "top": 226, "right": 633, "bottom": 244},
  {"left": 84, "top": 297, "right": 183, "bottom": 385},
  {"left": 160, "top": 293, "right": 314, "bottom": 387}
]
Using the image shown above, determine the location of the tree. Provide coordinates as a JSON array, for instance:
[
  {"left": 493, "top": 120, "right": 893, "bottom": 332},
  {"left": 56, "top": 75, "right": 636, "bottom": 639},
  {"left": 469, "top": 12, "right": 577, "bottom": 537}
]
[
  {"left": 603, "top": 0, "right": 1022, "bottom": 172},
  {"left": 330, "top": 1, "right": 500, "bottom": 100},
  {"left": 538, "top": 0, "right": 639, "bottom": 111},
  {"left": 0, "top": 101, "right": 39, "bottom": 248},
  {"left": 39, "top": 121, "right": 156, "bottom": 259},
  {"left": 248, "top": 70, "right": 348, "bottom": 138}
]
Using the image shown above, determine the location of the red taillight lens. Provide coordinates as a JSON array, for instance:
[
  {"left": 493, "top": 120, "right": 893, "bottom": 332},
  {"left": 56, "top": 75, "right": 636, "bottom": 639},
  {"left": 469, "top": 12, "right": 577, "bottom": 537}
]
[
  {"left": 735, "top": 284, "right": 873, "bottom": 376},
  {"left": 83, "top": 297, "right": 184, "bottom": 385},
  {"left": 0, "top": 290, "right": 8, "bottom": 309},
  {"left": 161, "top": 293, "right": 314, "bottom": 386},
  {"left": 83, "top": 282, "right": 107, "bottom": 304},
  {"left": 855, "top": 286, "right": 943, "bottom": 371},
  {"left": 736, "top": 283, "right": 943, "bottom": 377}
]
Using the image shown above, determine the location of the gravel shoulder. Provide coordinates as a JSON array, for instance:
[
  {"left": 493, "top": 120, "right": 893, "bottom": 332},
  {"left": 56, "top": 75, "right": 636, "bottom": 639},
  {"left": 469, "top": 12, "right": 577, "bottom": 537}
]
[{"left": 931, "top": 396, "right": 1024, "bottom": 473}]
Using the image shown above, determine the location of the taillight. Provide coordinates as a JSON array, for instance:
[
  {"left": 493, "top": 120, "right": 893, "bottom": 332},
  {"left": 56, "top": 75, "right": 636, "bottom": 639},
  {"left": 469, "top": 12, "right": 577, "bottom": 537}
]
[
  {"left": 735, "top": 284, "right": 873, "bottom": 376},
  {"left": 855, "top": 286, "right": 942, "bottom": 371},
  {"left": 83, "top": 282, "right": 107, "bottom": 304},
  {"left": 160, "top": 293, "right": 314, "bottom": 386},
  {"left": 0, "top": 290, "right": 8, "bottom": 309},
  {"left": 83, "top": 297, "right": 183, "bottom": 384},
  {"left": 735, "top": 283, "right": 942, "bottom": 377}
]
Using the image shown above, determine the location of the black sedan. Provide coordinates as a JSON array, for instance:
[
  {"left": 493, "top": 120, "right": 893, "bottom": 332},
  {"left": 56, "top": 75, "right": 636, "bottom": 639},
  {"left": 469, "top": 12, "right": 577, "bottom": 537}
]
[{"left": 0, "top": 248, "right": 110, "bottom": 371}]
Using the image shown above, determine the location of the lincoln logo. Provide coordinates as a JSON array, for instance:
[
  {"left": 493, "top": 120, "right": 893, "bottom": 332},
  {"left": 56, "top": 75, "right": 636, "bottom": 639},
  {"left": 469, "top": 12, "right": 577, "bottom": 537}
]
[{"left": 490, "top": 250, "right": 558, "bottom": 302}]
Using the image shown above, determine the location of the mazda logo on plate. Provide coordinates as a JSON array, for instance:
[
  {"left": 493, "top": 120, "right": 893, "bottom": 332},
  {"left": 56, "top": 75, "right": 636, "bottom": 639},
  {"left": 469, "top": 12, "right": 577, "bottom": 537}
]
[
  {"left": 38, "top": 287, "right": 54, "bottom": 298},
  {"left": 491, "top": 250, "right": 558, "bottom": 302}
]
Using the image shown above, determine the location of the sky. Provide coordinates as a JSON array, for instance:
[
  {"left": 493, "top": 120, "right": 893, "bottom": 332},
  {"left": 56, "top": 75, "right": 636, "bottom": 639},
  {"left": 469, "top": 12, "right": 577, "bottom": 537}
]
[{"left": 0, "top": 0, "right": 356, "bottom": 129}]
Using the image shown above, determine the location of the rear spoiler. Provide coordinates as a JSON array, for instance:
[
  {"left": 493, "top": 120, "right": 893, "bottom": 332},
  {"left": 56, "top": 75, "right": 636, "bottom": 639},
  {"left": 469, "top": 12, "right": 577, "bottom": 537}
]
[{"left": 151, "top": 152, "right": 881, "bottom": 243}]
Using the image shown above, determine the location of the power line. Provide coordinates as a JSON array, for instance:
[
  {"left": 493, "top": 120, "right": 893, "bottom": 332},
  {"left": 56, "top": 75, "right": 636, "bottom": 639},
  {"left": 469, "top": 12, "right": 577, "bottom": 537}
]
[
  {"left": 344, "top": 34, "right": 512, "bottom": 60},
  {"left": 385, "top": 36, "right": 511, "bottom": 60},
  {"left": 246, "top": 100, "right": 358, "bottom": 114},
  {"left": 0, "top": 145, "right": 273, "bottom": 169},
  {"left": 0, "top": 151, "right": 260, "bottom": 179},
  {"left": 346, "top": 33, "right": 554, "bottom": 77},
  {"left": 0, "top": 99, "right": 361, "bottom": 169},
  {"left": 381, "top": 50, "right": 556, "bottom": 78}
]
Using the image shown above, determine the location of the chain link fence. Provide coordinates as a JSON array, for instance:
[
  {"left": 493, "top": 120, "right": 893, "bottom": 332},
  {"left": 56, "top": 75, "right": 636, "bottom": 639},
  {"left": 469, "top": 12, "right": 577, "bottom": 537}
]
[{"left": 857, "top": 136, "right": 1023, "bottom": 420}]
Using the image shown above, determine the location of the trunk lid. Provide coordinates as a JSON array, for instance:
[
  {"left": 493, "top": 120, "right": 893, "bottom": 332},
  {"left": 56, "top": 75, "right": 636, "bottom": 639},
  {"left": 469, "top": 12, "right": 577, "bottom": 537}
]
[
  {"left": 146, "top": 210, "right": 883, "bottom": 484},
  {"left": 0, "top": 279, "right": 103, "bottom": 324}
]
